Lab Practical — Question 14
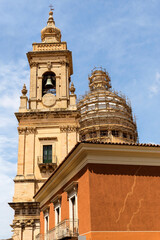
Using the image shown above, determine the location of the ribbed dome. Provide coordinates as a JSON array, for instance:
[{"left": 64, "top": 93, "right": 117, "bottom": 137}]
[
  {"left": 41, "top": 10, "right": 61, "bottom": 43},
  {"left": 78, "top": 68, "right": 138, "bottom": 143}
]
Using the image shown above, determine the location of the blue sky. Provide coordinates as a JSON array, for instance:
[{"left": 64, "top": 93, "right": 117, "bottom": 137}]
[{"left": 1, "top": 0, "right": 160, "bottom": 238}]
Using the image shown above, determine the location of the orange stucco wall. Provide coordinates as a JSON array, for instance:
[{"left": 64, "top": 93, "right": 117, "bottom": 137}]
[
  {"left": 88, "top": 164, "right": 160, "bottom": 231},
  {"left": 40, "top": 211, "right": 44, "bottom": 235},
  {"left": 49, "top": 202, "right": 55, "bottom": 230},
  {"left": 77, "top": 167, "right": 91, "bottom": 235},
  {"left": 61, "top": 191, "right": 69, "bottom": 221},
  {"left": 40, "top": 163, "right": 160, "bottom": 239}
]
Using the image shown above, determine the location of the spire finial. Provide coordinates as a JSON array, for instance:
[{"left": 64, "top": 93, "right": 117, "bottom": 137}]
[
  {"left": 21, "top": 84, "right": 27, "bottom": 96},
  {"left": 47, "top": 4, "right": 55, "bottom": 25},
  {"left": 70, "top": 82, "right": 76, "bottom": 94}
]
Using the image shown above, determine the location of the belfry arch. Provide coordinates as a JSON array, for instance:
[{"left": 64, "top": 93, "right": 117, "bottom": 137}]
[{"left": 42, "top": 71, "right": 56, "bottom": 96}]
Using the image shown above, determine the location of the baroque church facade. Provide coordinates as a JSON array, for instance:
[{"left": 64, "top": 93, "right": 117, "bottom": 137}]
[{"left": 9, "top": 9, "right": 160, "bottom": 240}]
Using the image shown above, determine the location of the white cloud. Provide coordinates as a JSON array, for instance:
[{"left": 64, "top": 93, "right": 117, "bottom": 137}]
[
  {"left": 0, "top": 156, "right": 16, "bottom": 238},
  {"left": 149, "top": 72, "right": 160, "bottom": 96},
  {"left": 0, "top": 61, "right": 29, "bottom": 239},
  {"left": 0, "top": 173, "right": 15, "bottom": 239}
]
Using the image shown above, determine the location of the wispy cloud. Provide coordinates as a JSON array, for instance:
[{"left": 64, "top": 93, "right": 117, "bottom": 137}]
[
  {"left": 0, "top": 60, "right": 29, "bottom": 111},
  {"left": 149, "top": 72, "right": 160, "bottom": 97},
  {"left": 0, "top": 60, "right": 28, "bottom": 237}
]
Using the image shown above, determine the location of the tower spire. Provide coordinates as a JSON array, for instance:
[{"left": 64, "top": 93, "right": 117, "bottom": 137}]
[
  {"left": 47, "top": 7, "right": 55, "bottom": 26},
  {"left": 41, "top": 6, "right": 61, "bottom": 43}
]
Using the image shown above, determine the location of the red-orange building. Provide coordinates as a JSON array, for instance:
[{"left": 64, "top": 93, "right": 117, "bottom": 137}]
[{"left": 34, "top": 142, "right": 160, "bottom": 240}]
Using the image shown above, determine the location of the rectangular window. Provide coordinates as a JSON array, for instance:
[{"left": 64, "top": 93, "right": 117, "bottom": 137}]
[
  {"left": 44, "top": 209, "right": 49, "bottom": 237},
  {"left": 71, "top": 196, "right": 76, "bottom": 221},
  {"left": 69, "top": 195, "right": 78, "bottom": 235},
  {"left": 55, "top": 206, "right": 61, "bottom": 225},
  {"left": 43, "top": 145, "right": 52, "bottom": 163},
  {"left": 45, "top": 215, "right": 49, "bottom": 233}
]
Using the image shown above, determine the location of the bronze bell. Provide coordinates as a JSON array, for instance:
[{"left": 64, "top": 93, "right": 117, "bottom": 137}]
[{"left": 45, "top": 76, "right": 53, "bottom": 88}]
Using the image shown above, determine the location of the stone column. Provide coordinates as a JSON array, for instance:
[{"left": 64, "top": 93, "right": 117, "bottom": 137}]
[
  {"left": 17, "top": 128, "right": 26, "bottom": 176},
  {"left": 25, "top": 128, "right": 36, "bottom": 177},
  {"left": 60, "top": 126, "right": 68, "bottom": 162},
  {"left": 29, "top": 63, "right": 37, "bottom": 109}
]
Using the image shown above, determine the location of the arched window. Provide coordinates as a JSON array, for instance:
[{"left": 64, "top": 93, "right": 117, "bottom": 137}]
[{"left": 42, "top": 72, "right": 56, "bottom": 96}]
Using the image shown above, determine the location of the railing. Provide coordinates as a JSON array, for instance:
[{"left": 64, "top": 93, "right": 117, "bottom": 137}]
[
  {"left": 36, "top": 219, "right": 78, "bottom": 240},
  {"left": 37, "top": 156, "right": 57, "bottom": 165}
]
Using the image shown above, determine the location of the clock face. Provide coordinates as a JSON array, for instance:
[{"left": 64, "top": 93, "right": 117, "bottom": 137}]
[{"left": 42, "top": 93, "right": 56, "bottom": 107}]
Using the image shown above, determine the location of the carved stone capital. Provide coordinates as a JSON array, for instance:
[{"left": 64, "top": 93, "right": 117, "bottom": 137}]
[
  {"left": 67, "top": 126, "right": 77, "bottom": 132},
  {"left": 60, "top": 125, "right": 78, "bottom": 133},
  {"left": 60, "top": 126, "right": 67, "bottom": 132},
  {"left": 18, "top": 127, "right": 37, "bottom": 135},
  {"left": 11, "top": 219, "right": 36, "bottom": 229},
  {"left": 18, "top": 127, "right": 26, "bottom": 135},
  {"left": 26, "top": 127, "right": 37, "bottom": 135},
  {"left": 30, "top": 62, "right": 38, "bottom": 68},
  {"left": 59, "top": 60, "right": 68, "bottom": 66}
]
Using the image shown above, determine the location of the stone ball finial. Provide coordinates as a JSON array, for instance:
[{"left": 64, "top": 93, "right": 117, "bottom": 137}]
[
  {"left": 21, "top": 84, "right": 27, "bottom": 96},
  {"left": 70, "top": 82, "right": 75, "bottom": 94}
]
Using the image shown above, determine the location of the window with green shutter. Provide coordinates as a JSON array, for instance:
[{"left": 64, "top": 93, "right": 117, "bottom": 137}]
[{"left": 43, "top": 145, "right": 52, "bottom": 163}]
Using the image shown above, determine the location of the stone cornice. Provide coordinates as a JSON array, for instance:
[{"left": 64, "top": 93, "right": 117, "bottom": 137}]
[
  {"left": 9, "top": 202, "right": 40, "bottom": 210},
  {"left": 27, "top": 49, "right": 73, "bottom": 75},
  {"left": 15, "top": 110, "right": 78, "bottom": 122}
]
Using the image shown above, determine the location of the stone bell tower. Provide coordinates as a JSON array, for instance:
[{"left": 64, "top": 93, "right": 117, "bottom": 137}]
[{"left": 9, "top": 9, "right": 78, "bottom": 240}]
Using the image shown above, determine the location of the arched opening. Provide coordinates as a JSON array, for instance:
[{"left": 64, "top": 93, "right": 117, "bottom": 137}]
[{"left": 42, "top": 72, "right": 56, "bottom": 96}]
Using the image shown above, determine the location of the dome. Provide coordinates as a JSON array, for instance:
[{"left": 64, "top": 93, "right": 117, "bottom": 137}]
[
  {"left": 78, "top": 68, "right": 138, "bottom": 143},
  {"left": 41, "top": 10, "right": 61, "bottom": 43}
]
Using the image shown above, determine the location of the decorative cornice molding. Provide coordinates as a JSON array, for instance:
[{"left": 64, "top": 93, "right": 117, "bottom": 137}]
[
  {"left": 11, "top": 219, "right": 37, "bottom": 229},
  {"left": 38, "top": 137, "right": 57, "bottom": 141},
  {"left": 30, "top": 62, "right": 38, "bottom": 68},
  {"left": 15, "top": 110, "right": 78, "bottom": 122},
  {"left": 51, "top": 195, "right": 62, "bottom": 205},
  {"left": 17, "top": 127, "right": 26, "bottom": 134},
  {"left": 64, "top": 181, "right": 78, "bottom": 198},
  {"left": 60, "top": 125, "right": 78, "bottom": 133},
  {"left": 17, "top": 127, "right": 37, "bottom": 135}
]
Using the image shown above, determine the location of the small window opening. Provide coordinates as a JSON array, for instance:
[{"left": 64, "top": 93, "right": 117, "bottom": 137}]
[
  {"left": 71, "top": 196, "right": 76, "bottom": 221},
  {"left": 100, "top": 130, "right": 108, "bottom": 137},
  {"left": 45, "top": 216, "right": 49, "bottom": 234},
  {"left": 123, "top": 132, "right": 127, "bottom": 138},
  {"left": 56, "top": 207, "right": 60, "bottom": 225},
  {"left": 112, "top": 130, "right": 119, "bottom": 137},
  {"left": 43, "top": 145, "right": 52, "bottom": 163}
]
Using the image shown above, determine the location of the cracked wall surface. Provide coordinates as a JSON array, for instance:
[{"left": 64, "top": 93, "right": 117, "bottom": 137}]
[{"left": 88, "top": 163, "right": 160, "bottom": 231}]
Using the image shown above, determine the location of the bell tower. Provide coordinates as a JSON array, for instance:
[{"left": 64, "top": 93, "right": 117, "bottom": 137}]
[
  {"left": 26, "top": 9, "right": 75, "bottom": 111},
  {"left": 9, "top": 9, "right": 78, "bottom": 240}
]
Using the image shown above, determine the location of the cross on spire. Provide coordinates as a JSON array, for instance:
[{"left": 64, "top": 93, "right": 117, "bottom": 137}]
[{"left": 49, "top": 4, "right": 54, "bottom": 11}]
